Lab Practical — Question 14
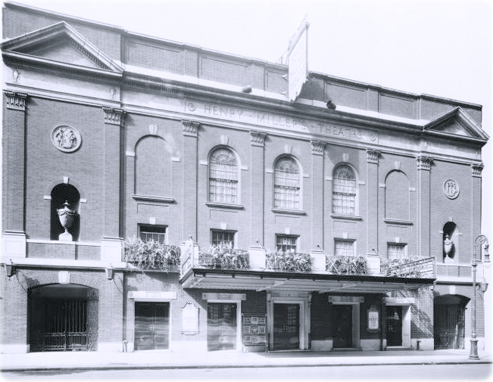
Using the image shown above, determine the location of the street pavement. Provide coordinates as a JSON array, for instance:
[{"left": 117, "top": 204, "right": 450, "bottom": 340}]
[{"left": 1, "top": 349, "right": 491, "bottom": 372}]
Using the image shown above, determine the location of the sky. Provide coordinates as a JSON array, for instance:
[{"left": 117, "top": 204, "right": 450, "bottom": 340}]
[{"left": 3, "top": 0, "right": 493, "bottom": 242}]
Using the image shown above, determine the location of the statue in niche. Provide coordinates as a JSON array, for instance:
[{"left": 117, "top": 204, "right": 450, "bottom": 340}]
[
  {"left": 443, "top": 234, "right": 455, "bottom": 263},
  {"left": 57, "top": 200, "right": 78, "bottom": 241}
]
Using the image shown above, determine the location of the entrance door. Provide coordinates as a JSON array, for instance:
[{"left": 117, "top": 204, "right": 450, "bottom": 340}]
[
  {"left": 134, "top": 302, "right": 170, "bottom": 350},
  {"left": 332, "top": 305, "right": 353, "bottom": 348},
  {"left": 207, "top": 303, "right": 237, "bottom": 351},
  {"left": 434, "top": 296, "right": 466, "bottom": 349},
  {"left": 273, "top": 304, "right": 300, "bottom": 350},
  {"left": 386, "top": 306, "right": 403, "bottom": 346}
]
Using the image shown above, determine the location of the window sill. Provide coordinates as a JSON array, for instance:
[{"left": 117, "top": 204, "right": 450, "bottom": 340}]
[
  {"left": 271, "top": 208, "right": 306, "bottom": 216},
  {"left": 206, "top": 202, "right": 244, "bottom": 210},
  {"left": 132, "top": 195, "right": 176, "bottom": 204},
  {"left": 331, "top": 214, "right": 363, "bottom": 221},
  {"left": 384, "top": 219, "right": 413, "bottom": 226}
]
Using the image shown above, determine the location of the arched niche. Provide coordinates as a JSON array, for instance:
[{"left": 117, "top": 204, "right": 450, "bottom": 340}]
[
  {"left": 443, "top": 222, "right": 459, "bottom": 263},
  {"left": 51, "top": 183, "right": 80, "bottom": 241}
]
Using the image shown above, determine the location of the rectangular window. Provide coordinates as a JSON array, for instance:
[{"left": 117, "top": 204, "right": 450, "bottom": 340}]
[
  {"left": 387, "top": 243, "right": 407, "bottom": 260},
  {"left": 335, "top": 239, "right": 355, "bottom": 257},
  {"left": 276, "top": 235, "right": 298, "bottom": 252},
  {"left": 139, "top": 224, "right": 166, "bottom": 243},
  {"left": 211, "top": 230, "right": 235, "bottom": 247}
]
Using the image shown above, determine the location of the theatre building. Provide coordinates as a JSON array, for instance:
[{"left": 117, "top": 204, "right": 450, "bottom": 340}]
[{"left": 1, "top": 2, "right": 490, "bottom": 354}]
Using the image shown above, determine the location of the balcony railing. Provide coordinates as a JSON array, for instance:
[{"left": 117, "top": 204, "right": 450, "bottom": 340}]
[{"left": 381, "top": 256, "right": 435, "bottom": 278}]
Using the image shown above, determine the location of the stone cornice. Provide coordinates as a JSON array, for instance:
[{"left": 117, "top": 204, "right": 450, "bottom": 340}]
[
  {"left": 182, "top": 120, "right": 200, "bottom": 137},
  {"left": 2, "top": 52, "right": 123, "bottom": 83},
  {"left": 416, "top": 156, "right": 434, "bottom": 171},
  {"left": 250, "top": 130, "right": 267, "bottom": 147},
  {"left": 102, "top": 107, "right": 126, "bottom": 126}
]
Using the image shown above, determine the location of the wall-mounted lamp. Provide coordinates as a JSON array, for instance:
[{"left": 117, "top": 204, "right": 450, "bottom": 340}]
[
  {"left": 4, "top": 260, "right": 15, "bottom": 278},
  {"left": 484, "top": 244, "right": 490, "bottom": 263},
  {"left": 105, "top": 265, "right": 114, "bottom": 281},
  {"left": 480, "top": 279, "right": 488, "bottom": 293},
  {"left": 429, "top": 281, "right": 437, "bottom": 292}
]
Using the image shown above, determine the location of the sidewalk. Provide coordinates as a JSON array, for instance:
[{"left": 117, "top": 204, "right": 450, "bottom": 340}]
[{"left": 1, "top": 349, "right": 491, "bottom": 372}]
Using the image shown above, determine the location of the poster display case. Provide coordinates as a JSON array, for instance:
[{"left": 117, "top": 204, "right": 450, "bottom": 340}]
[{"left": 242, "top": 314, "right": 267, "bottom": 352}]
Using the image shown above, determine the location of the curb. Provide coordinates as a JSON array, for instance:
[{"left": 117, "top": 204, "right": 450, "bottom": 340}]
[{"left": 2, "top": 360, "right": 491, "bottom": 373}]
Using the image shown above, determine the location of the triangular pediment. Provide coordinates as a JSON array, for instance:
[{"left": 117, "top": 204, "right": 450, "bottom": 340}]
[
  {"left": 1, "top": 22, "right": 122, "bottom": 73},
  {"left": 424, "top": 107, "right": 489, "bottom": 141}
]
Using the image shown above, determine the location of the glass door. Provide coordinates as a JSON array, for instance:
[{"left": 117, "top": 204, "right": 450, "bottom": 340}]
[
  {"left": 207, "top": 303, "right": 237, "bottom": 351},
  {"left": 332, "top": 305, "right": 353, "bottom": 348},
  {"left": 386, "top": 306, "right": 403, "bottom": 346},
  {"left": 134, "top": 302, "right": 170, "bottom": 350},
  {"left": 273, "top": 304, "right": 300, "bottom": 350}
]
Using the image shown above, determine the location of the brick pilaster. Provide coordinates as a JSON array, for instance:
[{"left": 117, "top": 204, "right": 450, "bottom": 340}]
[
  {"left": 311, "top": 140, "right": 325, "bottom": 251},
  {"left": 250, "top": 131, "right": 266, "bottom": 246},
  {"left": 366, "top": 149, "right": 380, "bottom": 254},
  {"left": 416, "top": 156, "right": 433, "bottom": 257},
  {"left": 102, "top": 107, "right": 125, "bottom": 239},
  {"left": 182, "top": 120, "right": 200, "bottom": 241},
  {"left": 471, "top": 163, "right": 484, "bottom": 240},
  {"left": 3, "top": 91, "right": 28, "bottom": 233}
]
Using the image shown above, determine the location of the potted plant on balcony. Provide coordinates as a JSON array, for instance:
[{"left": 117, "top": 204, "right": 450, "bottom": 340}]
[
  {"left": 198, "top": 242, "right": 250, "bottom": 270},
  {"left": 124, "top": 237, "right": 181, "bottom": 271},
  {"left": 326, "top": 255, "right": 368, "bottom": 275},
  {"left": 265, "top": 249, "right": 312, "bottom": 272}
]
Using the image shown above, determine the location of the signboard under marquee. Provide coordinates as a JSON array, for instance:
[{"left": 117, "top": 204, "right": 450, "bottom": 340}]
[{"left": 328, "top": 296, "right": 364, "bottom": 304}]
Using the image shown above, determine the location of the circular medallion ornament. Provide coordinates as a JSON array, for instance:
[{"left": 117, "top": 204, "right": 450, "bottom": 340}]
[
  {"left": 443, "top": 179, "right": 460, "bottom": 200},
  {"left": 51, "top": 125, "right": 82, "bottom": 153}
]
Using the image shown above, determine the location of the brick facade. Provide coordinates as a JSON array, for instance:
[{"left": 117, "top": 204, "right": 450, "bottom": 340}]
[{"left": 1, "top": 3, "right": 489, "bottom": 354}]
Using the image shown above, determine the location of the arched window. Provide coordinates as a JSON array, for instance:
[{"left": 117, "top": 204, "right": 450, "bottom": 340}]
[
  {"left": 385, "top": 171, "right": 410, "bottom": 220},
  {"left": 274, "top": 156, "right": 301, "bottom": 210},
  {"left": 332, "top": 164, "right": 357, "bottom": 215},
  {"left": 209, "top": 148, "right": 239, "bottom": 204},
  {"left": 51, "top": 183, "right": 80, "bottom": 241}
]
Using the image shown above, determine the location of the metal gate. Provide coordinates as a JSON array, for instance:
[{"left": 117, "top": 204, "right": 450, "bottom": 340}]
[
  {"left": 42, "top": 298, "right": 88, "bottom": 351},
  {"left": 434, "top": 295, "right": 467, "bottom": 349},
  {"left": 30, "top": 289, "right": 99, "bottom": 352}
]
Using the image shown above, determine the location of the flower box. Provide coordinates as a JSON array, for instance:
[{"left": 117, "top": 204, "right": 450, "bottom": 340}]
[
  {"left": 124, "top": 237, "right": 181, "bottom": 271},
  {"left": 326, "top": 255, "right": 368, "bottom": 275},
  {"left": 265, "top": 250, "right": 311, "bottom": 272},
  {"left": 198, "top": 243, "right": 250, "bottom": 270}
]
